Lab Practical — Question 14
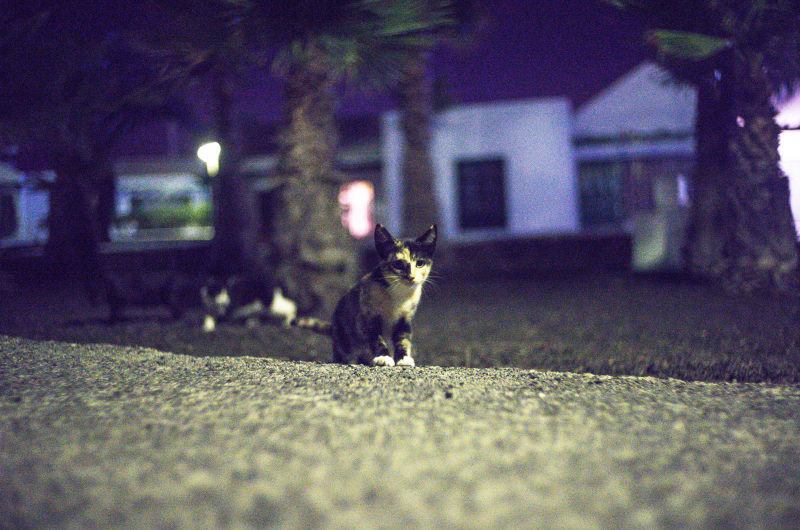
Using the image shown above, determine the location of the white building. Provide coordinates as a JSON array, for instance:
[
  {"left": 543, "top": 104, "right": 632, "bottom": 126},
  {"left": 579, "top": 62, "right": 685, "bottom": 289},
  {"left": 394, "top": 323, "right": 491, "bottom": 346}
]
[
  {"left": 382, "top": 98, "right": 579, "bottom": 242},
  {"left": 380, "top": 62, "right": 799, "bottom": 271}
]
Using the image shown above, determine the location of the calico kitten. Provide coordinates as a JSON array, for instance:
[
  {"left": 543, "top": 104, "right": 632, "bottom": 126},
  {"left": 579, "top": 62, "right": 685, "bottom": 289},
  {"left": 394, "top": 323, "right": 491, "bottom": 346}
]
[
  {"left": 293, "top": 223, "right": 436, "bottom": 367},
  {"left": 201, "top": 275, "right": 297, "bottom": 332}
]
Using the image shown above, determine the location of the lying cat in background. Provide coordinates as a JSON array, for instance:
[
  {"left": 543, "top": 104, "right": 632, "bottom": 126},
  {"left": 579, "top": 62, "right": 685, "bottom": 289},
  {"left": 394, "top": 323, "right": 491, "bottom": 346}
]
[
  {"left": 293, "top": 223, "right": 436, "bottom": 367},
  {"left": 201, "top": 275, "right": 297, "bottom": 332}
]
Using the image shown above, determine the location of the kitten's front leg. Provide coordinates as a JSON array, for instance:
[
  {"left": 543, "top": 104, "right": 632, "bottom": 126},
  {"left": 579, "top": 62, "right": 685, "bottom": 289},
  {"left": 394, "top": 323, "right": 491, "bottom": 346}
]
[
  {"left": 392, "top": 318, "right": 415, "bottom": 367},
  {"left": 366, "top": 316, "right": 395, "bottom": 367}
]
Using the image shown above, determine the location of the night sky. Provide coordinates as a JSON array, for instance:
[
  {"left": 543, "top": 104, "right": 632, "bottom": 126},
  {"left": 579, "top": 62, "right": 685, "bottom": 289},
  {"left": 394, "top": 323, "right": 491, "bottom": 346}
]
[
  {"left": 237, "top": 0, "right": 650, "bottom": 123},
  {"left": 431, "top": 0, "right": 649, "bottom": 107},
  {"left": 106, "top": 0, "right": 652, "bottom": 157}
]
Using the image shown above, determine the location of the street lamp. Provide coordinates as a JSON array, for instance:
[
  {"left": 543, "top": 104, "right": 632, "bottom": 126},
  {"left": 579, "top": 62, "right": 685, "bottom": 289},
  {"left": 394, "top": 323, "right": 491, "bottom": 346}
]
[{"left": 197, "top": 142, "right": 221, "bottom": 177}]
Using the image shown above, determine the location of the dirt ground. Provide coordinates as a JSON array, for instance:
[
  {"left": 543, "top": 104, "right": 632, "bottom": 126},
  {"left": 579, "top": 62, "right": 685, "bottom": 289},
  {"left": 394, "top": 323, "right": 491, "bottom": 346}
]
[{"left": 2, "top": 271, "right": 799, "bottom": 383}]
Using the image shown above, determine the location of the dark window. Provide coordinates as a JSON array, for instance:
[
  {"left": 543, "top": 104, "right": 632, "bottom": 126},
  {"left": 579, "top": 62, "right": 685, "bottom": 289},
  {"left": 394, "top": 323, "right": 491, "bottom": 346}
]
[
  {"left": 0, "top": 193, "right": 17, "bottom": 238},
  {"left": 577, "top": 161, "right": 625, "bottom": 226},
  {"left": 578, "top": 157, "right": 693, "bottom": 228},
  {"left": 456, "top": 157, "right": 507, "bottom": 229}
]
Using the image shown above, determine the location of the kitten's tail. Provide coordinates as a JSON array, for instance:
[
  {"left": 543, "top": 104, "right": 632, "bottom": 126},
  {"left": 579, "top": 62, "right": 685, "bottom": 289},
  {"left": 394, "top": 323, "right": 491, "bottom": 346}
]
[{"left": 291, "top": 317, "right": 333, "bottom": 336}]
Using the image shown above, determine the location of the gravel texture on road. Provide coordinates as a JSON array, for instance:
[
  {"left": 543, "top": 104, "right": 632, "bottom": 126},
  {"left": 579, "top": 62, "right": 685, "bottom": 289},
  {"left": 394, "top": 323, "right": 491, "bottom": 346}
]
[{"left": 2, "top": 335, "right": 799, "bottom": 528}]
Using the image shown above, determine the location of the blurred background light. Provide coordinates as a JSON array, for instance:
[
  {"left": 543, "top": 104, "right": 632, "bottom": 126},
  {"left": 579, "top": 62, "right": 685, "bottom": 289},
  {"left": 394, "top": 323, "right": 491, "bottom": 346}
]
[
  {"left": 197, "top": 142, "right": 221, "bottom": 177},
  {"left": 338, "top": 180, "right": 374, "bottom": 239},
  {"left": 778, "top": 130, "right": 800, "bottom": 235},
  {"left": 777, "top": 96, "right": 800, "bottom": 235}
]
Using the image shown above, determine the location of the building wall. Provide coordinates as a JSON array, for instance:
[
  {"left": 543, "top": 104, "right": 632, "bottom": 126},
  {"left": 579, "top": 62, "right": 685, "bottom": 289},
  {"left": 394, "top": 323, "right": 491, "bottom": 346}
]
[{"left": 382, "top": 98, "right": 579, "bottom": 242}]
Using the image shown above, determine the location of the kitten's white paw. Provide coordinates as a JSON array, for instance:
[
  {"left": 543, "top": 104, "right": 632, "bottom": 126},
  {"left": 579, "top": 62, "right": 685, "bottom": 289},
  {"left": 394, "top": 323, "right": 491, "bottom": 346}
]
[
  {"left": 373, "top": 355, "right": 396, "bottom": 367},
  {"left": 397, "top": 356, "right": 415, "bottom": 367},
  {"left": 202, "top": 315, "right": 216, "bottom": 333}
]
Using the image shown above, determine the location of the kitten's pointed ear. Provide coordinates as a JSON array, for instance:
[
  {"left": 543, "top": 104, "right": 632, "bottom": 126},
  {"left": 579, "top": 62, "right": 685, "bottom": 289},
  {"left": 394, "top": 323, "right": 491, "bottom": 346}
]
[
  {"left": 416, "top": 224, "right": 437, "bottom": 254},
  {"left": 374, "top": 224, "right": 397, "bottom": 259}
]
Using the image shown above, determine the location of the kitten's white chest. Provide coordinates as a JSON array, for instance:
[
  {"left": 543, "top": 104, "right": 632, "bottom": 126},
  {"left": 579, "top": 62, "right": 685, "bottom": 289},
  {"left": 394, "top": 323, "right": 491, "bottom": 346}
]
[
  {"left": 392, "top": 283, "right": 421, "bottom": 320},
  {"left": 368, "top": 281, "right": 421, "bottom": 329}
]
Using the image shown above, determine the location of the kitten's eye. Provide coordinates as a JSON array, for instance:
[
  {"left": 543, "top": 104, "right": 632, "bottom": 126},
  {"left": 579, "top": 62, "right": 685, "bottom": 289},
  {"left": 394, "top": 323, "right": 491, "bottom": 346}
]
[
  {"left": 416, "top": 259, "right": 429, "bottom": 267},
  {"left": 391, "top": 260, "right": 406, "bottom": 270}
]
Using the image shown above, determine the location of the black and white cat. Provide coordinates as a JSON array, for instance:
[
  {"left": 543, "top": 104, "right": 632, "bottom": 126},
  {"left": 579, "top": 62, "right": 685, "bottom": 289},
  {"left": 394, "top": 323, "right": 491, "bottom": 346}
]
[
  {"left": 200, "top": 275, "right": 297, "bottom": 332},
  {"left": 293, "top": 224, "right": 436, "bottom": 367}
]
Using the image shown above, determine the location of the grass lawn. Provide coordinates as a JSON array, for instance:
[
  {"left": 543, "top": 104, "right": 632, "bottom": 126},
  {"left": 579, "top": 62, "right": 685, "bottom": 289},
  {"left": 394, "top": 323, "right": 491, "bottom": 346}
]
[{"left": 1, "top": 272, "right": 798, "bottom": 383}]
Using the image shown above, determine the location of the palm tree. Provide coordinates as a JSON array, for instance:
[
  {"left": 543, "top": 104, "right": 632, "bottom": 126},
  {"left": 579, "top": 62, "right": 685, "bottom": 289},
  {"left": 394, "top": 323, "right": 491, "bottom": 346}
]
[
  {"left": 137, "top": 0, "right": 452, "bottom": 313},
  {"left": 395, "top": 0, "right": 482, "bottom": 239},
  {"left": 607, "top": 1, "right": 800, "bottom": 292},
  {"left": 396, "top": 47, "right": 440, "bottom": 239},
  {"left": 259, "top": 0, "right": 452, "bottom": 314},
  {"left": 129, "top": 0, "right": 272, "bottom": 278},
  {"left": 1, "top": 3, "right": 194, "bottom": 293},
  {"left": 270, "top": 36, "right": 350, "bottom": 314}
]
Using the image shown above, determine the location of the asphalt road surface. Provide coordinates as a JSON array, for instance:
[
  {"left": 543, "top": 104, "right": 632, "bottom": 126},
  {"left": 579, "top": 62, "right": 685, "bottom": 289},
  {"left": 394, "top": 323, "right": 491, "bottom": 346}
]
[{"left": 2, "top": 335, "right": 799, "bottom": 528}]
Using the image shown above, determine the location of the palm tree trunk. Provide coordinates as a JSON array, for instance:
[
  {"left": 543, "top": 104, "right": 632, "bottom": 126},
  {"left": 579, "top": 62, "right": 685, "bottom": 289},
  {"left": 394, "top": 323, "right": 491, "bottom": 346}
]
[
  {"left": 46, "top": 152, "right": 104, "bottom": 297},
  {"left": 208, "top": 66, "right": 257, "bottom": 277},
  {"left": 686, "top": 80, "right": 732, "bottom": 280},
  {"left": 271, "top": 46, "right": 357, "bottom": 315},
  {"left": 723, "top": 57, "right": 797, "bottom": 291},
  {"left": 687, "top": 55, "right": 798, "bottom": 292},
  {"left": 397, "top": 48, "right": 441, "bottom": 238}
]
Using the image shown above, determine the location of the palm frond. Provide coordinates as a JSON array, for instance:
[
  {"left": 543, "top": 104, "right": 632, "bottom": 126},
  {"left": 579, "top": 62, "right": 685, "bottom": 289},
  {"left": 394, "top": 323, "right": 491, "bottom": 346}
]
[
  {"left": 342, "top": 0, "right": 452, "bottom": 88},
  {"left": 646, "top": 29, "right": 732, "bottom": 60},
  {"left": 271, "top": 0, "right": 453, "bottom": 89}
]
